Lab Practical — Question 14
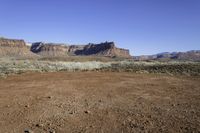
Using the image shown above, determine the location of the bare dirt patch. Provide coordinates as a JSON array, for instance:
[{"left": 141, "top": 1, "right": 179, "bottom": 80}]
[{"left": 0, "top": 72, "right": 200, "bottom": 133}]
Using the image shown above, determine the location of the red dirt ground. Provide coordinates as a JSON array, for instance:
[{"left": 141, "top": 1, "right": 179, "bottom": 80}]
[{"left": 0, "top": 72, "right": 200, "bottom": 133}]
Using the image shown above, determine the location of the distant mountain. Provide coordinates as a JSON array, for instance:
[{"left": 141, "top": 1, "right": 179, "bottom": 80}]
[
  {"left": 134, "top": 50, "right": 200, "bottom": 61},
  {"left": 175, "top": 50, "right": 200, "bottom": 61}
]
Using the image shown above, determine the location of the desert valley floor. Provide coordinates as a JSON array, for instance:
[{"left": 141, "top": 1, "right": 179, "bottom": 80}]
[{"left": 0, "top": 72, "right": 200, "bottom": 133}]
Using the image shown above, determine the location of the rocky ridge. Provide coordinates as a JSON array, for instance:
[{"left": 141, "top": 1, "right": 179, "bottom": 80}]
[
  {"left": 31, "top": 41, "right": 131, "bottom": 58},
  {"left": 0, "top": 37, "right": 131, "bottom": 58}
]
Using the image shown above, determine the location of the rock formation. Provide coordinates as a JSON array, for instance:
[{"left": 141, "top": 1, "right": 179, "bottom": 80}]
[
  {"left": 31, "top": 42, "right": 131, "bottom": 58},
  {"left": 30, "top": 42, "right": 69, "bottom": 57},
  {"left": 0, "top": 37, "right": 131, "bottom": 58},
  {"left": 0, "top": 38, "right": 37, "bottom": 58}
]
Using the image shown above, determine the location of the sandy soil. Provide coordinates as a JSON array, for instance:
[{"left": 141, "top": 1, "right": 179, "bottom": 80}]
[{"left": 0, "top": 72, "right": 200, "bottom": 133}]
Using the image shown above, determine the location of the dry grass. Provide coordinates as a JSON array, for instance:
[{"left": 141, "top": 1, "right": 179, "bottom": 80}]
[{"left": 0, "top": 58, "right": 200, "bottom": 77}]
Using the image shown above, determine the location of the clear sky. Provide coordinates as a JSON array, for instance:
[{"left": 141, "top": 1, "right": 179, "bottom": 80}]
[{"left": 0, "top": 0, "right": 200, "bottom": 55}]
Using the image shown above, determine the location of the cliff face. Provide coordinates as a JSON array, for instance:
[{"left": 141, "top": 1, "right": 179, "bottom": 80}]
[
  {"left": 0, "top": 38, "right": 37, "bottom": 57},
  {"left": 31, "top": 42, "right": 131, "bottom": 58},
  {"left": 0, "top": 38, "right": 26, "bottom": 47},
  {"left": 74, "top": 42, "right": 115, "bottom": 56},
  {"left": 31, "top": 42, "right": 69, "bottom": 57},
  {"left": 113, "top": 47, "right": 130, "bottom": 58},
  {"left": 75, "top": 42, "right": 130, "bottom": 58}
]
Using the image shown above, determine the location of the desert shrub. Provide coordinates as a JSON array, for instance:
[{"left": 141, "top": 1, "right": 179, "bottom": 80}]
[
  {"left": 104, "top": 61, "right": 200, "bottom": 76},
  {"left": 57, "top": 61, "right": 111, "bottom": 71},
  {"left": 0, "top": 59, "right": 199, "bottom": 76}
]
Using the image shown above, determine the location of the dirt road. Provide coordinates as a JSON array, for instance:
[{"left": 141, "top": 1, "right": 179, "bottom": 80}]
[{"left": 0, "top": 72, "right": 199, "bottom": 133}]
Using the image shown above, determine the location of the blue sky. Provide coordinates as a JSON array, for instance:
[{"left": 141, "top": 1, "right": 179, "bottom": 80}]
[{"left": 0, "top": 0, "right": 200, "bottom": 55}]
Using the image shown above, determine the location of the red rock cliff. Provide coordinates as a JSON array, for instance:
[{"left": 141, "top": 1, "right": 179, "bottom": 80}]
[
  {"left": 31, "top": 42, "right": 131, "bottom": 58},
  {"left": 0, "top": 38, "right": 37, "bottom": 57}
]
